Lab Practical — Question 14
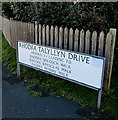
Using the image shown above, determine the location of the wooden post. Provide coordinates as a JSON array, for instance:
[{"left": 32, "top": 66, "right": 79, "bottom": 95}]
[
  {"left": 30, "top": 23, "right": 35, "bottom": 43},
  {"left": 69, "top": 28, "right": 73, "bottom": 50},
  {"left": 85, "top": 30, "right": 90, "bottom": 54},
  {"left": 98, "top": 31, "right": 104, "bottom": 56},
  {"left": 74, "top": 29, "right": 79, "bottom": 52},
  {"left": 104, "top": 32, "right": 112, "bottom": 91},
  {"left": 91, "top": 31, "right": 97, "bottom": 55},
  {"left": 9, "top": 18, "right": 12, "bottom": 46},
  {"left": 79, "top": 29, "right": 85, "bottom": 53},
  {"left": 50, "top": 26, "right": 54, "bottom": 47},
  {"left": 27, "top": 22, "right": 30, "bottom": 42},
  {"left": 0, "top": 16, "right": 2, "bottom": 31},
  {"left": 39, "top": 24, "right": 42, "bottom": 45},
  {"left": 21, "top": 22, "right": 23, "bottom": 41},
  {"left": 14, "top": 20, "right": 17, "bottom": 49},
  {"left": 42, "top": 25, "right": 46, "bottom": 45},
  {"left": 46, "top": 25, "right": 49, "bottom": 46},
  {"left": 64, "top": 27, "right": 68, "bottom": 50},
  {"left": 10, "top": 18, "right": 14, "bottom": 48},
  {"left": 35, "top": 21, "right": 38, "bottom": 44},
  {"left": 59, "top": 27, "right": 63, "bottom": 49},
  {"left": 54, "top": 26, "right": 58, "bottom": 48},
  {"left": 29, "top": 22, "right": 32, "bottom": 43},
  {"left": 23, "top": 22, "right": 25, "bottom": 41},
  {"left": 105, "top": 29, "right": 116, "bottom": 91}
]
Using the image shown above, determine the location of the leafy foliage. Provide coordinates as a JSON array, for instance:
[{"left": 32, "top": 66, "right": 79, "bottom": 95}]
[
  {"left": 2, "top": 2, "right": 118, "bottom": 72},
  {"left": 2, "top": 2, "right": 118, "bottom": 31}
]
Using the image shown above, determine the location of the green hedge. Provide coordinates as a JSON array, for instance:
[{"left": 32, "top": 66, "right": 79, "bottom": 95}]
[
  {"left": 2, "top": 2, "right": 118, "bottom": 72},
  {"left": 2, "top": 3, "right": 118, "bottom": 32}
]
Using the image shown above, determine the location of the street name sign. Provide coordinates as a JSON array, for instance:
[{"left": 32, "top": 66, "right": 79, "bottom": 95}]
[{"left": 17, "top": 41, "right": 105, "bottom": 109}]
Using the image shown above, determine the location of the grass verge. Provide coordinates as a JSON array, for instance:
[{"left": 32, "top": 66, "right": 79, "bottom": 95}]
[{"left": 1, "top": 31, "right": 118, "bottom": 119}]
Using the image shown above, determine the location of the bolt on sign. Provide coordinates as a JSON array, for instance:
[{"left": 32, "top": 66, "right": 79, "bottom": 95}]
[{"left": 17, "top": 41, "right": 105, "bottom": 109}]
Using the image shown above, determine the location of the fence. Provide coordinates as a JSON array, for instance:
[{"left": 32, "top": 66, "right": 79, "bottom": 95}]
[{"left": 0, "top": 16, "right": 116, "bottom": 91}]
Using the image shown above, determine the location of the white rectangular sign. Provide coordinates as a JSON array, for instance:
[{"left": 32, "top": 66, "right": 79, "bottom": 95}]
[{"left": 17, "top": 41, "right": 105, "bottom": 90}]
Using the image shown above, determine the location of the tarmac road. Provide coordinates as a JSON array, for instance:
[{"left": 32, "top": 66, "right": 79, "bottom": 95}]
[{"left": 1, "top": 63, "right": 83, "bottom": 119}]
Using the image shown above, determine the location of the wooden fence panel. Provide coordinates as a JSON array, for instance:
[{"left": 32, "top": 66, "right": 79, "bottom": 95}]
[
  {"left": 69, "top": 28, "right": 73, "bottom": 50},
  {"left": 16, "top": 21, "right": 20, "bottom": 42},
  {"left": 35, "top": 21, "right": 38, "bottom": 44},
  {"left": 74, "top": 29, "right": 79, "bottom": 52},
  {"left": 21, "top": 21, "right": 24, "bottom": 42},
  {"left": 13, "top": 20, "right": 17, "bottom": 48},
  {"left": 24, "top": 22, "right": 28, "bottom": 41},
  {"left": 54, "top": 26, "right": 58, "bottom": 48},
  {"left": 4, "top": 18, "right": 7, "bottom": 40},
  {"left": 1, "top": 16, "right": 117, "bottom": 91},
  {"left": 14, "top": 21, "right": 17, "bottom": 48},
  {"left": 79, "top": 29, "right": 85, "bottom": 53},
  {"left": 31, "top": 23, "right": 35, "bottom": 43},
  {"left": 18, "top": 21, "right": 21, "bottom": 41},
  {"left": 22, "top": 22, "right": 26, "bottom": 42},
  {"left": 26, "top": 22, "right": 28, "bottom": 41},
  {"left": 15, "top": 21, "right": 20, "bottom": 47},
  {"left": 39, "top": 24, "right": 42, "bottom": 45},
  {"left": 42, "top": 25, "right": 46, "bottom": 45},
  {"left": 85, "top": 30, "right": 90, "bottom": 54},
  {"left": 59, "top": 27, "right": 63, "bottom": 49},
  {"left": 64, "top": 27, "right": 68, "bottom": 50},
  {"left": 2, "top": 17, "right": 6, "bottom": 39},
  {"left": 7, "top": 19, "right": 10, "bottom": 42},
  {"left": 26, "top": 22, "right": 30, "bottom": 42},
  {"left": 12, "top": 20, "right": 16, "bottom": 48},
  {"left": 29, "top": 23, "right": 33, "bottom": 43},
  {"left": 6, "top": 18, "right": 9, "bottom": 42},
  {"left": 0, "top": 16, "right": 2, "bottom": 30},
  {"left": 4, "top": 18, "right": 9, "bottom": 43},
  {"left": 91, "top": 31, "right": 97, "bottom": 55},
  {"left": 27, "top": 23, "right": 31, "bottom": 42},
  {"left": 9, "top": 19, "right": 13, "bottom": 47},
  {"left": 3, "top": 18, "right": 6, "bottom": 37},
  {"left": 2, "top": 17, "right": 5, "bottom": 36},
  {"left": 50, "top": 26, "right": 54, "bottom": 47},
  {"left": 105, "top": 29, "right": 117, "bottom": 90},
  {"left": 14, "top": 20, "right": 18, "bottom": 48},
  {"left": 9, "top": 19, "right": 12, "bottom": 46},
  {"left": 22, "top": 22, "right": 24, "bottom": 41},
  {"left": 98, "top": 31, "right": 104, "bottom": 56},
  {"left": 7, "top": 19, "right": 10, "bottom": 43},
  {"left": 46, "top": 25, "right": 49, "bottom": 46},
  {"left": 4, "top": 18, "right": 8, "bottom": 40},
  {"left": 104, "top": 32, "right": 112, "bottom": 90}
]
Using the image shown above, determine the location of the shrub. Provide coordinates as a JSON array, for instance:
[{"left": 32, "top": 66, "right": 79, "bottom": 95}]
[{"left": 2, "top": 2, "right": 118, "bottom": 72}]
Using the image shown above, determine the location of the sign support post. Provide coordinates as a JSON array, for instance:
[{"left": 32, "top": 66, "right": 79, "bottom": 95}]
[
  {"left": 97, "top": 89, "right": 102, "bottom": 109},
  {"left": 16, "top": 41, "right": 20, "bottom": 77},
  {"left": 17, "top": 63, "right": 20, "bottom": 77}
]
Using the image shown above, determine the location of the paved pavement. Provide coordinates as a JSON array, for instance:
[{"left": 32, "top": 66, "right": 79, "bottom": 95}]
[{"left": 2, "top": 63, "right": 83, "bottom": 119}]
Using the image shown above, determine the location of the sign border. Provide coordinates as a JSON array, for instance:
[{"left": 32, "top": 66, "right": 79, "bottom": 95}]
[{"left": 17, "top": 40, "right": 106, "bottom": 91}]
